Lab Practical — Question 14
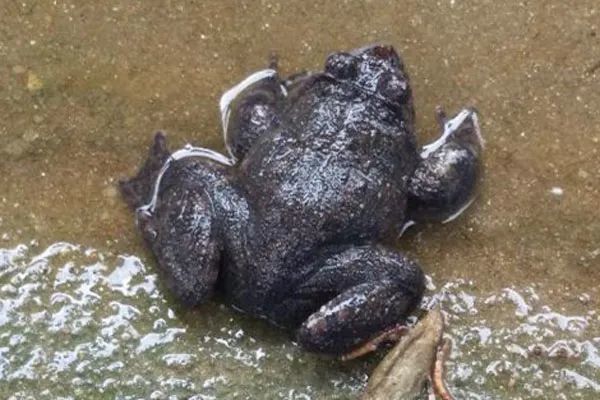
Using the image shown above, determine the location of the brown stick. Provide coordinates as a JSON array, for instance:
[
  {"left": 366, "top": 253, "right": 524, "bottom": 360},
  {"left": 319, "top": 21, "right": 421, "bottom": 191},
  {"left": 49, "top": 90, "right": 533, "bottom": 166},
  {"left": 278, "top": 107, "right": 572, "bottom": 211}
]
[
  {"left": 341, "top": 324, "right": 408, "bottom": 361},
  {"left": 431, "top": 338, "right": 455, "bottom": 400}
]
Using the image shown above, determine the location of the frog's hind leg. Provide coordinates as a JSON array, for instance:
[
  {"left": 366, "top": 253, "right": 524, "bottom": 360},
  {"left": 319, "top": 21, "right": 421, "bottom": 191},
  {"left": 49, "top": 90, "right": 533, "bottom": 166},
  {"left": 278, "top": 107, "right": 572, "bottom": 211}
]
[
  {"left": 290, "top": 245, "right": 425, "bottom": 356},
  {"left": 144, "top": 184, "right": 224, "bottom": 307},
  {"left": 407, "top": 107, "right": 484, "bottom": 224},
  {"left": 219, "top": 68, "right": 287, "bottom": 161},
  {"left": 119, "top": 133, "right": 236, "bottom": 307}
]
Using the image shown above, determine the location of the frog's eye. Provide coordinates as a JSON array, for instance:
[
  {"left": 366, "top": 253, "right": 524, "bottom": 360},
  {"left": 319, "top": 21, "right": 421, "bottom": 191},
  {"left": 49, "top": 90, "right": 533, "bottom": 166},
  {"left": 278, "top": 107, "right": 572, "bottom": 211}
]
[
  {"left": 325, "top": 52, "right": 358, "bottom": 80},
  {"left": 377, "top": 72, "right": 408, "bottom": 102},
  {"left": 369, "top": 45, "right": 401, "bottom": 67}
]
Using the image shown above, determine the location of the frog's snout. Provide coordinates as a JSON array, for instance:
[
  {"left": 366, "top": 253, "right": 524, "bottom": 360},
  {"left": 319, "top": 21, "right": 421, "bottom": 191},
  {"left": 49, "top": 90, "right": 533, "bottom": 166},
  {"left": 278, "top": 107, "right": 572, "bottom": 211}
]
[{"left": 350, "top": 44, "right": 399, "bottom": 63}]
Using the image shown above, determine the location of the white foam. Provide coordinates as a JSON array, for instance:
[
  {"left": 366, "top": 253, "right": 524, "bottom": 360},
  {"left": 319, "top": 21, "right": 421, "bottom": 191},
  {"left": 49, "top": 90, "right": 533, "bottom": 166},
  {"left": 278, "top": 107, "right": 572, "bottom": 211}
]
[
  {"left": 502, "top": 288, "right": 531, "bottom": 317},
  {"left": 219, "top": 69, "right": 278, "bottom": 158},
  {"left": 137, "top": 145, "right": 233, "bottom": 215}
]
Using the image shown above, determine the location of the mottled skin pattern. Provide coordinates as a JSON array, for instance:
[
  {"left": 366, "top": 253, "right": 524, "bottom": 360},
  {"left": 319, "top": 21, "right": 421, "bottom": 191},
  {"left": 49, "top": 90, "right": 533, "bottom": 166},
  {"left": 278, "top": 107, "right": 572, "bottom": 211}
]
[{"left": 120, "top": 45, "right": 483, "bottom": 356}]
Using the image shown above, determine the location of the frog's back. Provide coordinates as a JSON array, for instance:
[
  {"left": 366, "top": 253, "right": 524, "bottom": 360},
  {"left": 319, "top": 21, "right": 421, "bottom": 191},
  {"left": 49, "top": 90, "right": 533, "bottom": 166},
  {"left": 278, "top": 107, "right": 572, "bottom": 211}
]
[{"left": 238, "top": 78, "right": 419, "bottom": 249}]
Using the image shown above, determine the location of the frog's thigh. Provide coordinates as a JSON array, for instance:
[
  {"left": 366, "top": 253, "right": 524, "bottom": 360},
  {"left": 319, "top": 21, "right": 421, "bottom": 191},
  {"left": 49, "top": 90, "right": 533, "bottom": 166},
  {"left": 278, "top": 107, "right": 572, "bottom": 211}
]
[
  {"left": 408, "top": 108, "right": 484, "bottom": 224},
  {"left": 150, "top": 187, "right": 222, "bottom": 307},
  {"left": 219, "top": 69, "right": 286, "bottom": 161},
  {"left": 294, "top": 245, "right": 424, "bottom": 355}
]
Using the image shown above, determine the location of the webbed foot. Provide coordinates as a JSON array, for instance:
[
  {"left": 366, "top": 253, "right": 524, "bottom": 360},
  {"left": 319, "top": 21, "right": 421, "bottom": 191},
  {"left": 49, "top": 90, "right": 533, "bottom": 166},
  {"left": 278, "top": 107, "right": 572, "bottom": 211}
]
[
  {"left": 219, "top": 68, "right": 287, "bottom": 161},
  {"left": 408, "top": 107, "right": 484, "bottom": 224}
]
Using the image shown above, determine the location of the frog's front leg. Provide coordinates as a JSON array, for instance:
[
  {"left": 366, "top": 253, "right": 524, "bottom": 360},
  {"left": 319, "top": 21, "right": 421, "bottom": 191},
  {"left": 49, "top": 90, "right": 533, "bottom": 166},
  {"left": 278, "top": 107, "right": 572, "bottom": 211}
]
[
  {"left": 120, "top": 133, "right": 249, "bottom": 306},
  {"left": 274, "top": 245, "right": 425, "bottom": 356},
  {"left": 407, "top": 107, "right": 484, "bottom": 224},
  {"left": 219, "top": 68, "right": 287, "bottom": 161}
]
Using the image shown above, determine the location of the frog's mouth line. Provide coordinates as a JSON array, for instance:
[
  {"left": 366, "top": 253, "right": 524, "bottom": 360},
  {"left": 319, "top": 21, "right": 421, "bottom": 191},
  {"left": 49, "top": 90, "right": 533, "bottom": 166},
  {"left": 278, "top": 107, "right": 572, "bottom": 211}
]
[{"left": 136, "top": 145, "right": 233, "bottom": 217}]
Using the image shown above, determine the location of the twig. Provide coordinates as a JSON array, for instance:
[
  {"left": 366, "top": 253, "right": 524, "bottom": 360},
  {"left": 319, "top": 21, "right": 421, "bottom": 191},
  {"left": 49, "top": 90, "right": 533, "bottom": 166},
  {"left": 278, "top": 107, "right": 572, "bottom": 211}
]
[
  {"left": 341, "top": 324, "right": 408, "bottom": 361},
  {"left": 431, "top": 338, "right": 455, "bottom": 400}
]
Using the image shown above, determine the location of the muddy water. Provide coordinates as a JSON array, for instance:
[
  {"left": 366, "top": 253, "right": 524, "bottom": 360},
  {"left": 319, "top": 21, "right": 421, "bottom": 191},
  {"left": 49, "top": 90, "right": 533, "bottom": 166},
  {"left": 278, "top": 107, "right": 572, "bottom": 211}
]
[{"left": 0, "top": 1, "right": 599, "bottom": 399}]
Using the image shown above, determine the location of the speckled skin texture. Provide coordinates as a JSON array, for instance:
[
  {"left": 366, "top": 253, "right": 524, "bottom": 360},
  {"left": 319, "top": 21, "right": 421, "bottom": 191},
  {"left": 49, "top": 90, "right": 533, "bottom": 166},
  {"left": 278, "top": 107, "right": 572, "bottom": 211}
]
[{"left": 120, "top": 45, "right": 483, "bottom": 355}]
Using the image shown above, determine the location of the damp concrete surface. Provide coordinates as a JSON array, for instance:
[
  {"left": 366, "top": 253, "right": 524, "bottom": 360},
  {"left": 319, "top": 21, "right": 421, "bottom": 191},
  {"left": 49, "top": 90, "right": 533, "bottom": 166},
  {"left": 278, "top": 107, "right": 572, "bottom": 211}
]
[{"left": 0, "top": 1, "right": 599, "bottom": 399}]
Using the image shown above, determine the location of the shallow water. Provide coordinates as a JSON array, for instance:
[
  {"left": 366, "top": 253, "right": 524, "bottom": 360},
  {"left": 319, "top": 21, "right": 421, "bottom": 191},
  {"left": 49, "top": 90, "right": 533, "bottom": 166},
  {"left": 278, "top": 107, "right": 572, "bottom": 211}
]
[
  {"left": 1, "top": 243, "right": 598, "bottom": 399},
  {"left": 1, "top": 1, "right": 599, "bottom": 399}
]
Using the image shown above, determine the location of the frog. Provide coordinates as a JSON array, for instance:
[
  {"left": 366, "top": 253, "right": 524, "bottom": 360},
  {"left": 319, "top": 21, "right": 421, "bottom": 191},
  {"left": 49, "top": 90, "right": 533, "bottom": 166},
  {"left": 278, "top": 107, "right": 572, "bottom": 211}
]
[{"left": 119, "top": 44, "right": 483, "bottom": 356}]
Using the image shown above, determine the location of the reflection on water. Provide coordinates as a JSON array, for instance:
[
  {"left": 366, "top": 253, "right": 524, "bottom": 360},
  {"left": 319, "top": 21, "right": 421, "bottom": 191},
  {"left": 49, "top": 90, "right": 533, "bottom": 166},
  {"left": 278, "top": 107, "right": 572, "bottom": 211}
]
[{"left": 1, "top": 242, "right": 597, "bottom": 399}]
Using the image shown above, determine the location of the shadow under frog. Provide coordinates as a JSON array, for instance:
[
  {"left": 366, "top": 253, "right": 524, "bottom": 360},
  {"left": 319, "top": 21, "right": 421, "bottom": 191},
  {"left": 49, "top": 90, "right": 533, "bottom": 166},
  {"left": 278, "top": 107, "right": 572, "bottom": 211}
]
[{"left": 119, "top": 44, "right": 483, "bottom": 356}]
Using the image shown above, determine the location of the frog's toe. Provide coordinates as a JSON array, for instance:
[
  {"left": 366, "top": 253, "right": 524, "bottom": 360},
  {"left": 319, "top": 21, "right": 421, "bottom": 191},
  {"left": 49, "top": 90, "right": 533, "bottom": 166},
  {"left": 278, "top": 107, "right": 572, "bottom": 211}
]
[
  {"left": 422, "top": 107, "right": 484, "bottom": 159},
  {"left": 220, "top": 69, "right": 286, "bottom": 161},
  {"left": 119, "top": 131, "right": 171, "bottom": 210},
  {"left": 408, "top": 108, "right": 484, "bottom": 223},
  {"left": 341, "top": 323, "right": 409, "bottom": 361}
]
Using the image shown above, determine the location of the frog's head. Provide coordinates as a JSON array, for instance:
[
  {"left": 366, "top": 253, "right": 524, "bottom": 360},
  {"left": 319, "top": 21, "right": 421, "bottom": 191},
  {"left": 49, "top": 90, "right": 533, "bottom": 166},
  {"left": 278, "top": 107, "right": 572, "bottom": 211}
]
[
  {"left": 325, "top": 45, "right": 411, "bottom": 106},
  {"left": 325, "top": 44, "right": 414, "bottom": 125}
]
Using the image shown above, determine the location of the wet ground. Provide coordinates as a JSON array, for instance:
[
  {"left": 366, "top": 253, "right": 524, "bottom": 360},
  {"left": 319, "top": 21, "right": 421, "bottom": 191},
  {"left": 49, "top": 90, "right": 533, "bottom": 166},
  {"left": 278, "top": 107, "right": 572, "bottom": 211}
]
[{"left": 1, "top": 1, "right": 599, "bottom": 399}]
